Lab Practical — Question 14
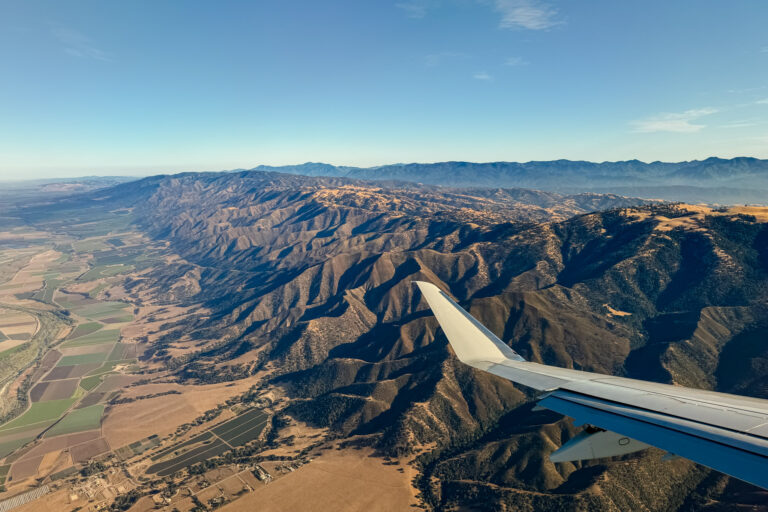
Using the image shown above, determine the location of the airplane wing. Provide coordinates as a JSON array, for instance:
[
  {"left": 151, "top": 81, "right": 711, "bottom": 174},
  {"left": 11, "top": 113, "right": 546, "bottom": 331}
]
[{"left": 415, "top": 281, "right": 768, "bottom": 489}]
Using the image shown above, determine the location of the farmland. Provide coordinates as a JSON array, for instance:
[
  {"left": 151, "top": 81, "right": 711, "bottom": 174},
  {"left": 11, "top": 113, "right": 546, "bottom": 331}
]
[
  {"left": 147, "top": 408, "right": 268, "bottom": 476},
  {"left": 0, "top": 399, "right": 77, "bottom": 432},
  {"left": 61, "top": 329, "right": 121, "bottom": 347},
  {"left": 0, "top": 223, "right": 294, "bottom": 512},
  {"left": 0, "top": 227, "right": 153, "bottom": 494},
  {"left": 45, "top": 405, "right": 104, "bottom": 437}
]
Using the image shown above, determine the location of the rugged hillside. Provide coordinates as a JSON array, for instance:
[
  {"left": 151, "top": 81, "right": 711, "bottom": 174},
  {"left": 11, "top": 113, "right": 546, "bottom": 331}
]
[
  {"left": 16, "top": 172, "right": 768, "bottom": 510},
  {"left": 255, "top": 157, "right": 768, "bottom": 204}
]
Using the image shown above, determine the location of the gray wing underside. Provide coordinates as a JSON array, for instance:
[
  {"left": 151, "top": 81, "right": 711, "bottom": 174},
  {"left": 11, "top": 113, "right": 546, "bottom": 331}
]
[{"left": 415, "top": 281, "right": 768, "bottom": 490}]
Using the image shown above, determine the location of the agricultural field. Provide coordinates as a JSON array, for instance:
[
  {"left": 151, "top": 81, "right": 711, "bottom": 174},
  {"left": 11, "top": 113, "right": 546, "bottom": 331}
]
[
  {"left": 0, "top": 399, "right": 77, "bottom": 432},
  {"left": 0, "top": 309, "right": 37, "bottom": 352},
  {"left": 65, "top": 322, "right": 101, "bottom": 340},
  {"left": 0, "top": 229, "right": 151, "bottom": 494},
  {"left": 61, "top": 329, "right": 121, "bottom": 347},
  {"left": 146, "top": 408, "right": 268, "bottom": 476},
  {"left": 0, "top": 228, "right": 285, "bottom": 511},
  {"left": 29, "top": 380, "right": 78, "bottom": 402},
  {"left": 45, "top": 405, "right": 105, "bottom": 437},
  {"left": 77, "top": 264, "right": 133, "bottom": 282}
]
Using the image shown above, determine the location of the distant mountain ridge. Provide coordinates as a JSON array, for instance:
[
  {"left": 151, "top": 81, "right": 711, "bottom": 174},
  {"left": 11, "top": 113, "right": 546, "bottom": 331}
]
[{"left": 253, "top": 157, "right": 768, "bottom": 204}]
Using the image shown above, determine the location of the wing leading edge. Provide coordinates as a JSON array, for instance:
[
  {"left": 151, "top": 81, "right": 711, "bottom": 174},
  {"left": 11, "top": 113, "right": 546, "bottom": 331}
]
[{"left": 415, "top": 281, "right": 768, "bottom": 489}]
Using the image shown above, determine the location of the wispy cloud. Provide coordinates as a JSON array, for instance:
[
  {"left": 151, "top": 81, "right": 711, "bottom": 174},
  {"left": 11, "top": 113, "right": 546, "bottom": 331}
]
[
  {"left": 757, "top": 98, "right": 768, "bottom": 105},
  {"left": 727, "top": 86, "right": 766, "bottom": 94},
  {"left": 722, "top": 120, "right": 759, "bottom": 129},
  {"left": 504, "top": 56, "right": 528, "bottom": 66},
  {"left": 425, "top": 51, "right": 470, "bottom": 67},
  {"left": 396, "top": 1, "right": 429, "bottom": 18},
  {"left": 473, "top": 71, "right": 492, "bottom": 81},
  {"left": 493, "top": 0, "right": 562, "bottom": 30},
  {"left": 53, "top": 27, "right": 110, "bottom": 61},
  {"left": 631, "top": 108, "right": 718, "bottom": 133}
]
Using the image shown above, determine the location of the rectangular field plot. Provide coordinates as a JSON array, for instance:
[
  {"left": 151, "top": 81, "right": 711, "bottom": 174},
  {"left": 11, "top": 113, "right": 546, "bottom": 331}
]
[
  {"left": 74, "top": 303, "right": 129, "bottom": 321},
  {"left": 59, "top": 343, "right": 113, "bottom": 357},
  {"left": 75, "top": 392, "right": 107, "bottom": 409},
  {"left": 0, "top": 435, "right": 35, "bottom": 459},
  {"left": 66, "top": 322, "right": 102, "bottom": 340},
  {"left": 54, "top": 292, "right": 98, "bottom": 310},
  {"left": 56, "top": 352, "right": 109, "bottom": 367},
  {"left": 49, "top": 466, "right": 78, "bottom": 481},
  {"left": 0, "top": 310, "right": 37, "bottom": 350},
  {"left": 78, "top": 264, "right": 133, "bottom": 282},
  {"left": 101, "top": 315, "right": 133, "bottom": 324},
  {"left": 28, "top": 350, "right": 61, "bottom": 383},
  {"left": 10, "top": 455, "right": 42, "bottom": 481},
  {"left": 148, "top": 438, "right": 229, "bottom": 477},
  {"left": 0, "top": 398, "right": 76, "bottom": 432},
  {"left": 30, "top": 379, "right": 78, "bottom": 402},
  {"left": 150, "top": 432, "right": 213, "bottom": 462},
  {"left": 211, "top": 408, "right": 269, "bottom": 445},
  {"left": 70, "top": 437, "right": 110, "bottom": 463},
  {"left": 106, "top": 343, "right": 141, "bottom": 361},
  {"left": 146, "top": 409, "right": 268, "bottom": 476},
  {"left": 72, "top": 239, "right": 110, "bottom": 253},
  {"left": 45, "top": 404, "right": 104, "bottom": 437},
  {"left": 78, "top": 375, "right": 104, "bottom": 392},
  {"left": 115, "top": 435, "right": 160, "bottom": 461},
  {"left": 12, "top": 430, "right": 100, "bottom": 460},
  {"left": 62, "top": 329, "right": 120, "bottom": 347},
  {"left": 43, "top": 363, "right": 101, "bottom": 381}
]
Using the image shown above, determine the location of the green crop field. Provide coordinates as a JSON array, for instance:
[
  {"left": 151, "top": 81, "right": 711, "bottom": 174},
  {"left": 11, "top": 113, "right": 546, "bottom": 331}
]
[
  {"left": 94, "top": 252, "right": 141, "bottom": 266},
  {"left": 0, "top": 344, "right": 28, "bottom": 359},
  {"left": 33, "top": 278, "right": 64, "bottom": 303},
  {"left": 107, "top": 344, "right": 134, "bottom": 361},
  {"left": 0, "top": 437, "right": 33, "bottom": 459},
  {"left": 56, "top": 352, "right": 109, "bottom": 367},
  {"left": 79, "top": 374, "right": 104, "bottom": 391},
  {"left": 0, "top": 398, "right": 76, "bottom": 432},
  {"left": 45, "top": 404, "right": 104, "bottom": 437},
  {"left": 72, "top": 239, "right": 110, "bottom": 253},
  {"left": 67, "top": 322, "right": 102, "bottom": 340},
  {"left": 74, "top": 303, "right": 129, "bottom": 320},
  {"left": 63, "top": 329, "right": 120, "bottom": 347},
  {"left": 78, "top": 264, "right": 133, "bottom": 282}
]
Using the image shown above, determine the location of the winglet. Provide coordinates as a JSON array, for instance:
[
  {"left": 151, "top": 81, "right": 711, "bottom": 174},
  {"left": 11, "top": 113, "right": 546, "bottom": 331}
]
[{"left": 415, "top": 281, "right": 525, "bottom": 363}]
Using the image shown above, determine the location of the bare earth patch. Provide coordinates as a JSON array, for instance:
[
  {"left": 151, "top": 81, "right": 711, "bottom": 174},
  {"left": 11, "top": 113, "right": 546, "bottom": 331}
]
[
  {"left": 102, "top": 379, "right": 257, "bottom": 448},
  {"left": 219, "top": 447, "right": 418, "bottom": 512}
]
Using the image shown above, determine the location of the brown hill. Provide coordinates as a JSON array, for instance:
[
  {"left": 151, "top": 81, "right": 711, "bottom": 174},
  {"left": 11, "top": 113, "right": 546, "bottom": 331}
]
[{"left": 19, "top": 172, "right": 768, "bottom": 510}]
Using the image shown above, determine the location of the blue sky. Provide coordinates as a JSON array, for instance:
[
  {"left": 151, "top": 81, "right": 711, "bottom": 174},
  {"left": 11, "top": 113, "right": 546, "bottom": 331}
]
[{"left": 1, "top": 1, "right": 767, "bottom": 178}]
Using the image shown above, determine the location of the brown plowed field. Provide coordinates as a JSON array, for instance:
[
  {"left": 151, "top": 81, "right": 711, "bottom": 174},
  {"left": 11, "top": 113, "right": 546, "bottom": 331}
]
[
  {"left": 70, "top": 437, "right": 110, "bottom": 463},
  {"left": 42, "top": 363, "right": 100, "bottom": 381},
  {"left": 29, "top": 379, "right": 78, "bottom": 402},
  {"left": 59, "top": 344, "right": 113, "bottom": 356},
  {"left": 9, "top": 455, "right": 42, "bottom": 481}
]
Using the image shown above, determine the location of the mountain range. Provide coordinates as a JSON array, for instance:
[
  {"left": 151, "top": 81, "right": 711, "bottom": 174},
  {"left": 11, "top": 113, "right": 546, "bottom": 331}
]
[
  {"left": 10, "top": 170, "right": 768, "bottom": 510},
  {"left": 254, "top": 157, "right": 768, "bottom": 204}
]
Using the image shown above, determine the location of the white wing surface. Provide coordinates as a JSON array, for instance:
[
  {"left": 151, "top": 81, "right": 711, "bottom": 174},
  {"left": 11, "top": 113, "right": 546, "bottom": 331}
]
[{"left": 416, "top": 281, "right": 768, "bottom": 489}]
